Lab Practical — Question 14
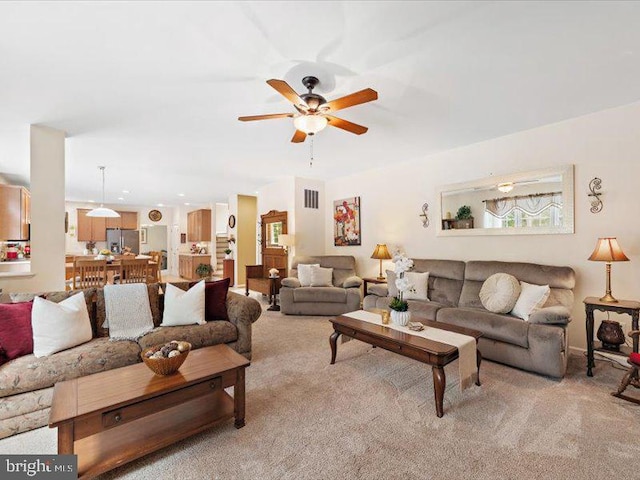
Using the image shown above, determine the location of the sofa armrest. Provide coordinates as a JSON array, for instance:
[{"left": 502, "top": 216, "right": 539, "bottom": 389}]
[
  {"left": 343, "top": 276, "right": 363, "bottom": 288},
  {"left": 226, "top": 291, "right": 262, "bottom": 357},
  {"left": 368, "top": 284, "right": 389, "bottom": 297},
  {"left": 528, "top": 305, "right": 571, "bottom": 325},
  {"left": 281, "top": 277, "right": 301, "bottom": 288}
]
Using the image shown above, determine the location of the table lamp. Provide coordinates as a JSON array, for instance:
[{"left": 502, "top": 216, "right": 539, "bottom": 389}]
[
  {"left": 371, "top": 244, "right": 392, "bottom": 280},
  {"left": 588, "top": 237, "right": 629, "bottom": 303},
  {"left": 277, "top": 234, "right": 294, "bottom": 254}
]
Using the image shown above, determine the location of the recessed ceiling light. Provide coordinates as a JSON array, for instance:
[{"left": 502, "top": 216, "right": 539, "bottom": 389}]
[
  {"left": 157, "top": 203, "right": 164, "bottom": 207},
  {"left": 122, "top": 190, "right": 130, "bottom": 194},
  {"left": 184, "top": 202, "right": 190, "bottom": 206},
  {"left": 178, "top": 193, "right": 185, "bottom": 197},
  {"left": 88, "top": 200, "right": 95, "bottom": 203},
  {"left": 118, "top": 197, "right": 124, "bottom": 200}
]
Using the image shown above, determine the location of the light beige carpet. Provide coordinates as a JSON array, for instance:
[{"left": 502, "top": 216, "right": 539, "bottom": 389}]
[{"left": 1, "top": 305, "right": 639, "bottom": 479}]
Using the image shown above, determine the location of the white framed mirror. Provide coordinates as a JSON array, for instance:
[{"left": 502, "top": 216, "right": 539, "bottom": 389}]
[{"left": 437, "top": 165, "right": 574, "bottom": 236}]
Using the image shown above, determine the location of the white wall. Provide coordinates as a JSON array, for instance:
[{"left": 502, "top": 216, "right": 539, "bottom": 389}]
[
  {"left": 294, "top": 177, "right": 325, "bottom": 257},
  {"left": 324, "top": 101, "right": 640, "bottom": 350},
  {"left": 256, "top": 177, "right": 295, "bottom": 262},
  {"left": 215, "top": 203, "right": 229, "bottom": 234},
  {"left": 256, "top": 176, "right": 325, "bottom": 264}
]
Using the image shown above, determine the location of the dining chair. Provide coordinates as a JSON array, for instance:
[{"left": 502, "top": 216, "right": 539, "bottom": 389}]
[
  {"left": 117, "top": 258, "right": 150, "bottom": 284},
  {"left": 148, "top": 251, "right": 163, "bottom": 282},
  {"left": 72, "top": 258, "right": 108, "bottom": 290}
]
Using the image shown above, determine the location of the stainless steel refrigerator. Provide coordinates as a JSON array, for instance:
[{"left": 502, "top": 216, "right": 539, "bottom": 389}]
[{"left": 106, "top": 229, "right": 140, "bottom": 254}]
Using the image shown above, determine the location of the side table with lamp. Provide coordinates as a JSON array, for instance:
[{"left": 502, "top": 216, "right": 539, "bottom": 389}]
[
  {"left": 584, "top": 237, "right": 639, "bottom": 377},
  {"left": 365, "top": 244, "right": 392, "bottom": 297}
]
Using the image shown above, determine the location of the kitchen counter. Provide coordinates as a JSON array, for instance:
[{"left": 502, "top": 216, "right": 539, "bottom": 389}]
[{"left": 0, "top": 259, "right": 31, "bottom": 272}]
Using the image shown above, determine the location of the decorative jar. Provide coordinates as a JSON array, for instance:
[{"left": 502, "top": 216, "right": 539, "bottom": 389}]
[{"left": 391, "top": 310, "right": 411, "bottom": 326}]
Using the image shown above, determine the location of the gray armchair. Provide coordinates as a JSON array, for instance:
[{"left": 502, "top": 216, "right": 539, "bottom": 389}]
[{"left": 280, "top": 256, "right": 362, "bottom": 316}]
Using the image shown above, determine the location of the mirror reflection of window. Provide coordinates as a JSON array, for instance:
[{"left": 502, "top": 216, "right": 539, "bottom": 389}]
[{"left": 267, "top": 222, "right": 283, "bottom": 247}]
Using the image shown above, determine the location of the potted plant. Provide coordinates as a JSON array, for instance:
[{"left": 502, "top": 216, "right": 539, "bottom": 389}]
[
  {"left": 455, "top": 205, "right": 472, "bottom": 220},
  {"left": 388, "top": 252, "right": 414, "bottom": 326},
  {"left": 224, "top": 248, "right": 233, "bottom": 259},
  {"left": 455, "top": 205, "right": 474, "bottom": 229},
  {"left": 195, "top": 263, "right": 213, "bottom": 280}
]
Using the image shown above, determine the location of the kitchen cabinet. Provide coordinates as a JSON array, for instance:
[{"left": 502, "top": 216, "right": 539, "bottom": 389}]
[
  {"left": 77, "top": 209, "right": 106, "bottom": 242},
  {"left": 179, "top": 254, "right": 212, "bottom": 280},
  {"left": 187, "top": 209, "right": 211, "bottom": 242},
  {"left": 0, "top": 185, "right": 30, "bottom": 241},
  {"left": 106, "top": 211, "right": 137, "bottom": 230},
  {"left": 120, "top": 211, "right": 138, "bottom": 229}
]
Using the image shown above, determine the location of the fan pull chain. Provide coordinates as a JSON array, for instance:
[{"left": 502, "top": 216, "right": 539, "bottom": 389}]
[{"left": 310, "top": 136, "right": 314, "bottom": 167}]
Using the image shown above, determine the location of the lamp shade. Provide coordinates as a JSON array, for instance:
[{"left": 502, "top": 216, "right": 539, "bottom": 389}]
[
  {"left": 371, "top": 244, "right": 392, "bottom": 260},
  {"left": 278, "top": 234, "right": 295, "bottom": 247},
  {"left": 86, "top": 207, "right": 120, "bottom": 218},
  {"left": 588, "top": 237, "right": 629, "bottom": 262},
  {"left": 293, "top": 115, "right": 328, "bottom": 134}
]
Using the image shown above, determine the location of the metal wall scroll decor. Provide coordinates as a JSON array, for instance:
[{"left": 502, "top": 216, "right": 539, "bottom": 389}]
[
  {"left": 420, "top": 203, "right": 429, "bottom": 228},
  {"left": 588, "top": 177, "right": 603, "bottom": 213}
]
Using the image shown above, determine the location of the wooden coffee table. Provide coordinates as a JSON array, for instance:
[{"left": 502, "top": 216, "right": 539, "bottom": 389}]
[
  {"left": 329, "top": 315, "right": 482, "bottom": 417},
  {"left": 49, "top": 344, "right": 249, "bottom": 479}
]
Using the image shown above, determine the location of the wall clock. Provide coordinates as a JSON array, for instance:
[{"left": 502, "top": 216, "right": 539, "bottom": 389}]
[
  {"left": 228, "top": 214, "right": 236, "bottom": 229},
  {"left": 148, "top": 209, "right": 162, "bottom": 222}
]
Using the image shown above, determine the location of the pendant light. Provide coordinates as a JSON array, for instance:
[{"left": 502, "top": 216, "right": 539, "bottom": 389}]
[{"left": 86, "top": 166, "right": 120, "bottom": 218}]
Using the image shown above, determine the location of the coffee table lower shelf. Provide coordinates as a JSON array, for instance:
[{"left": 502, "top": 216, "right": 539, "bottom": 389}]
[{"left": 70, "top": 390, "right": 233, "bottom": 479}]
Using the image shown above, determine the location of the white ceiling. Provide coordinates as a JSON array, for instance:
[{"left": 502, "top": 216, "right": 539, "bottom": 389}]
[{"left": 1, "top": 1, "right": 640, "bottom": 207}]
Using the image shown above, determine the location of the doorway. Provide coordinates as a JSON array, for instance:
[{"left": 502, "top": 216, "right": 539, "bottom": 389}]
[{"left": 141, "top": 225, "right": 168, "bottom": 270}]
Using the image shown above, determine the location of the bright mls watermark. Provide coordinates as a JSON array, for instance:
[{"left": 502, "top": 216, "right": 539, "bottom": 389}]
[{"left": 1, "top": 455, "right": 77, "bottom": 479}]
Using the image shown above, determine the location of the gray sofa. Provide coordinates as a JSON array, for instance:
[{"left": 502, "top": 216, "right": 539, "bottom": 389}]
[
  {"left": 280, "top": 256, "right": 362, "bottom": 316},
  {"left": 363, "top": 259, "right": 575, "bottom": 378},
  {"left": 0, "top": 282, "right": 262, "bottom": 439}
]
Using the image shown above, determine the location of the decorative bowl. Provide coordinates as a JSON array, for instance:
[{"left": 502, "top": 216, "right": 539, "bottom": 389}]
[{"left": 141, "top": 341, "right": 191, "bottom": 375}]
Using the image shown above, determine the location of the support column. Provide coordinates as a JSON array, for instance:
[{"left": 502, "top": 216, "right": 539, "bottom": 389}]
[{"left": 30, "top": 125, "right": 66, "bottom": 291}]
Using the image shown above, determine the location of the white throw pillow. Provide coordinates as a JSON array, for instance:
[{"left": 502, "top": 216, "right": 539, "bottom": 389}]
[
  {"left": 310, "top": 266, "right": 333, "bottom": 287},
  {"left": 297, "top": 264, "right": 320, "bottom": 287},
  {"left": 32, "top": 293, "right": 93, "bottom": 357},
  {"left": 480, "top": 273, "right": 521, "bottom": 314},
  {"left": 511, "top": 281, "right": 551, "bottom": 321},
  {"left": 403, "top": 271, "right": 430, "bottom": 301},
  {"left": 161, "top": 281, "right": 206, "bottom": 326}
]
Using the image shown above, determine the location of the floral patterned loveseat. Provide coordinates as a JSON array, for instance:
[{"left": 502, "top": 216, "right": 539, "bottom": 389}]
[{"left": 0, "top": 282, "right": 261, "bottom": 439}]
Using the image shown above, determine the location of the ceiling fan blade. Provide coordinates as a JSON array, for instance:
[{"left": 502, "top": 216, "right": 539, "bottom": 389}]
[
  {"left": 238, "top": 113, "right": 294, "bottom": 122},
  {"left": 322, "top": 88, "right": 378, "bottom": 112},
  {"left": 291, "top": 130, "right": 307, "bottom": 143},
  {"left": 325, "top": 115, "right": 368, "bottom": 135},
  {"left": 266, "top": 79, "right": 308, "bottom": 110}
]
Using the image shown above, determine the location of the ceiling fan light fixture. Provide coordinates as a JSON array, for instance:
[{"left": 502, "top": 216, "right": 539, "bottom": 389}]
[
  {"left": 294, "top": 114, "right": 328, "bottom": 134},
  {"left": 497, "top": 182, "right": 515, "bottom": 193}
]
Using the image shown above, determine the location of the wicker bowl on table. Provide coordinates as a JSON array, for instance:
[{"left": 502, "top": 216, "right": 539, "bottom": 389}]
[{"left": 141, "top": 341, "right": 192, "bottom": 375}]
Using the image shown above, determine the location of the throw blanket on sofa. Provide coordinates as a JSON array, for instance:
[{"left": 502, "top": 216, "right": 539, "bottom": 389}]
[
  {"left": 103, "top": 284, "right": 154, "bottom": 341},
  {"left": 344, "top": 310, "right": 478, "bottom": 390}
]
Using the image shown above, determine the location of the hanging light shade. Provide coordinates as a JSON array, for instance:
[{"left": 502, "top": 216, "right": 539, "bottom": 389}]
[
  {"left": 87, "top": 166, "right": 120, "bottom": 218},
  {"left": 294, "top": 114, "right": 328, "bottom": 134},
  {"left": 497, "top": 182, "right": 514, "bottom": 193}
]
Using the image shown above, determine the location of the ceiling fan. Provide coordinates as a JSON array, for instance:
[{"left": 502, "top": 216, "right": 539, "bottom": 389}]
[{"left": 238, "top": 76, "right": 378, "bottom": 143}]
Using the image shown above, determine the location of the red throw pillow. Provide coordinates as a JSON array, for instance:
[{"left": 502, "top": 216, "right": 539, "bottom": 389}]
[
  {"left": 630, "top": 352, "right": 640, "bottom": 366},
  {"left": 205, "top": 278, "right": 230, "bottom": 321},
  {"left": 0, "top": 301, "right": 34, "bottom": 365}
]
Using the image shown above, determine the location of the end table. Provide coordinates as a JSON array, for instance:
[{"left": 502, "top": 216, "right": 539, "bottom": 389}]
[
  {"left": 362, "top": 277, "right": 388, "bottom": 297},
  {"left": 584, "top": 296, "right": 640, "bottom": 376},
  {"left": 267, "top": 276, "right": 280, "bottom": 311}
]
